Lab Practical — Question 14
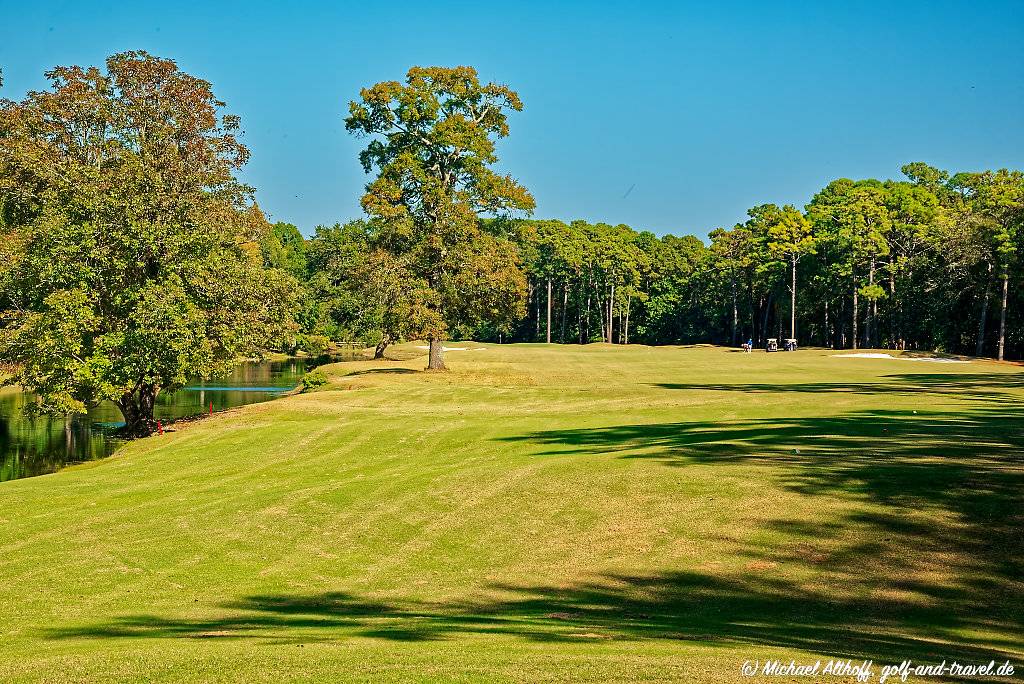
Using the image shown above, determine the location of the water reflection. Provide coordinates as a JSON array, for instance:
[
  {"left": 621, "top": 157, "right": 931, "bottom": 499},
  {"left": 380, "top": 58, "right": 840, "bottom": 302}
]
[{"left": 0, "top": 356, "right": 341, "bottom": 482}]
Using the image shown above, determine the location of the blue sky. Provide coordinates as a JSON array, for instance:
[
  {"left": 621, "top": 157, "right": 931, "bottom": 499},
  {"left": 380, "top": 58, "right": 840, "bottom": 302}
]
[{"left": 1, "top": 1, "right": 1022, "bottom": 238}]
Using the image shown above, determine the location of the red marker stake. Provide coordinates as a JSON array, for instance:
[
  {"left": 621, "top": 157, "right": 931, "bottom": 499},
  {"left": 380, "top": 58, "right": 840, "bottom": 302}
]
[
  {"left": 209, "top": 401, "right": 213, "bottom": 416},
  {"left": 157, "top": 420, "right": 163, "bottom": 435}
]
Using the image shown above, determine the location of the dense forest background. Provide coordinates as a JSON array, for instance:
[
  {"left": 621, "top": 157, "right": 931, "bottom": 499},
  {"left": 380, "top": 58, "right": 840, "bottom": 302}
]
[{"left": 268, "top": 162, "right": 1024, "bottom": 360}]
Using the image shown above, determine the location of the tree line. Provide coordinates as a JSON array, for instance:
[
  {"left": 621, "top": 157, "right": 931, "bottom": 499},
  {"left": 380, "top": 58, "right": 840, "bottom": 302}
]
[
  {"left": 1, "top": 53, "right": 1022, "bottom": 437},
  {"left": 282, "top": 163, "right": 1024, "bottom": 361}
]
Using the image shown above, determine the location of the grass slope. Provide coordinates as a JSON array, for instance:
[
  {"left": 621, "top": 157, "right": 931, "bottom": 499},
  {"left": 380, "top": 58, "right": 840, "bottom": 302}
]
[{"left": 0, "top": 344, "right": 1021, "bottom": 683}]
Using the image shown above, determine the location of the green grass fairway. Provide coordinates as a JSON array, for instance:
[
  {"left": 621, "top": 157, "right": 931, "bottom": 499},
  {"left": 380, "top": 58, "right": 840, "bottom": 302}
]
[{"left": 1, "top": 345, "right": 1022, "bottom": 683}]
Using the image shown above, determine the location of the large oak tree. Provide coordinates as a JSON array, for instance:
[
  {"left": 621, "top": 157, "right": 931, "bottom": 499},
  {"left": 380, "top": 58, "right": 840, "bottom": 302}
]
[
  {"left": 0, "top": 52, "right": 295, "bottom": 436},
  {"left": 345, "top": 66, "right": 534, "bottom": 369}
]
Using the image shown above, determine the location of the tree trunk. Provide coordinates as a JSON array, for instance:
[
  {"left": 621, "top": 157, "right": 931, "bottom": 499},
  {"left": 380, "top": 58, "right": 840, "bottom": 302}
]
[
  {"left": 624, "top": 294, "right": 631, "bottom": 345},
  {"left": 839, "top": 297, "right": 847, "bottom": 348},
  {"left": 865, "top": 257, "right": 875, "bottom": 348},
  {"left": 428, "top": 336, "right": 446, "bottom": 370},
  {"left": 748, "top": 283, "right": 757, "bottom": 346},
  {"left": 904, "top": 267, "right": 914, "bottom": 350},
  {"left": 560, "top": 283, "right": 568, "bottom": 343},
  {"left": 117, "top": 383, "right": 159, "bottom": 437},
  {"left": 872, "top": 300, "right": 878, "bottom": 347},
  {"left": 888, "top": 256, "right": 897, "bottom": 349},
  {"left": 998, "top": 268, "right": 1008, "bottom": 361},
  {"left": 976, "top": 261, "right": 992, "bottom": 357},
  {"left": 824, "top": 298, "right": 831, "bottom": 348},
  {"left": 852, "top": 273, "right": 859, "bottom": 350},
  {"left": 534, "top": 283, "right": 540, "bottom": 339},
  {"left": 546, "top": 277, "right": 552, "bottom": 344},
  {"left": 374, "top": 335, "right": 390, "bottom": 359},
  {"left": 790, "top": 255, "right": 797, "bottom": 340},
  {"left": 584, "top": 280, "right": 592, "bottom": 344},
  {"left": 730, "top": 273, "right": 738, "bottom": 346},
  {"left": 608, "top": 282, "right": 615, "bottom": 343}
]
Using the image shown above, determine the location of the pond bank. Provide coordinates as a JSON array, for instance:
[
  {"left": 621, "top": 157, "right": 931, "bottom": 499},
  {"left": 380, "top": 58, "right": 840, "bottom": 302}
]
[{"left": 0, "top": 354, "right": 360, "bottom": 482}]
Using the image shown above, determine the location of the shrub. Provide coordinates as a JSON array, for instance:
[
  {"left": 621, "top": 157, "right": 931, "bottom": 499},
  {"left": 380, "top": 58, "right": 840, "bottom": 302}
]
[{"left": 300, "top": 369, "right": 328, "bottom": 393}]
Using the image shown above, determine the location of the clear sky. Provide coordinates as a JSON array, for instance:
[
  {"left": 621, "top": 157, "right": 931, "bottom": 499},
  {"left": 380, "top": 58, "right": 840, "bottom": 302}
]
[{"left": 1, "top": 1, "right": 1022, "bottom": 238}]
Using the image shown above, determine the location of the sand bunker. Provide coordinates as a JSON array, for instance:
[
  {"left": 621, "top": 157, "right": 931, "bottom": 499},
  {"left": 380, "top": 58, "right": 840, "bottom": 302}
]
[
  {"left": 832, "top": 352, "right": 969, "bottom": 364},
  {"left": 414, "top": 345, "right": 486, "bottom": 352}
]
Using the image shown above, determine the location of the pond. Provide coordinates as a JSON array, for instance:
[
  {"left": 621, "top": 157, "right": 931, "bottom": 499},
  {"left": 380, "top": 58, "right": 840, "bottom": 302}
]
[{"left": 0, "top": 357, "right": 338, "bottom": 482}]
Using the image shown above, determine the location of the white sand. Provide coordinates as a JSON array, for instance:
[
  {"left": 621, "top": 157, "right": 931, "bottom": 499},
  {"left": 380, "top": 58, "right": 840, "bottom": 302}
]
[
  {"left": 832, "top": 352, "right": 969, "bottom": 364},
  {"left": 414, "top": 345, "right": 486, "bottom": 352},
  {"left": 833, "top": 353, "right": 894, "bottom": 359}
]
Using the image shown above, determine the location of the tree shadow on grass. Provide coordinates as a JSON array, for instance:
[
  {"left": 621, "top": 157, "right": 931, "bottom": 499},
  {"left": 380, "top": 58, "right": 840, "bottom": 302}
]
[
  {"left": 653, "top": 372, "right": 1024, "bottom": 405},
  {"left": 45, "top": 569, "right": 1022, "bottom": 667},
  {"left": 499, "top": 406, "right": 1024, "bottom": 571},
  {"left": 501, "top": 406, "right": 1024, "bottom": 513},
  {"left": 491, "top": 379, "right": 1024, "bottom": 666},
  {"left": 343, "top": 368, "right": 419, "bottom": 377}
]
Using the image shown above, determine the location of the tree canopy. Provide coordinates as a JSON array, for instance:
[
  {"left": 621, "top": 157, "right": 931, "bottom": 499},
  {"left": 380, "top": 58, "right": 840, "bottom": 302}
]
[
  {"left": 0, "top": 51, "right": 295, "bottom": 435},
  {"left": 345, "top": 66, "right": 534, "bottom": 369}
]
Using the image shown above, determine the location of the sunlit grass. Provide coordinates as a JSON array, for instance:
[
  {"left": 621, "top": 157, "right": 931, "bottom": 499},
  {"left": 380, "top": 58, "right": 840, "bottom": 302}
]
[{"left": 0, "top": 344, "right": 1021, "bottom": 682}]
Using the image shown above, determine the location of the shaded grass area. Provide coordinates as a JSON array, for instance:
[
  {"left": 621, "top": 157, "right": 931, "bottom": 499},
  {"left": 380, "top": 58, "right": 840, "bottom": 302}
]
[
  {"left": 44, "top": 569, "right": 1021, "bottom": 665},
  {"left": 2, "top": 345, "right": 1023, "bottom": 682},
  {"left": 498, "top": 403, "right": 1024, "bottom": 662},
  {"left": 655, "top": 371, "right": 1024, "bottom": 404}
]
